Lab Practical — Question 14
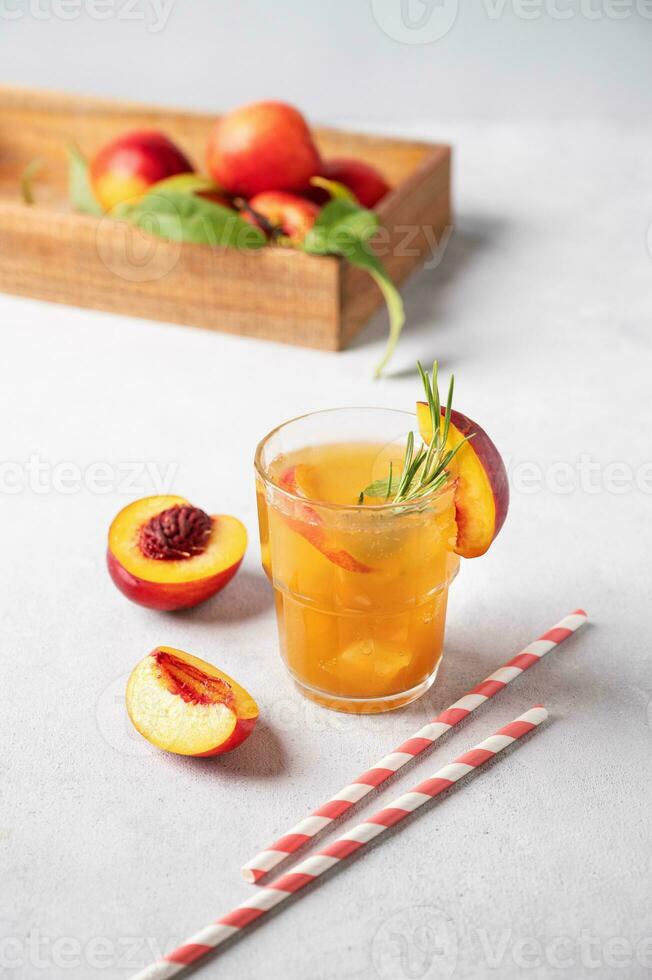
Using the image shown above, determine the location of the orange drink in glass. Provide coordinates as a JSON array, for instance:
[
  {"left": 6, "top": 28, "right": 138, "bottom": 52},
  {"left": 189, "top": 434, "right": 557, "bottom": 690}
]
[{"left": 255, "top": 408, "right": 460, "bottom": 713}]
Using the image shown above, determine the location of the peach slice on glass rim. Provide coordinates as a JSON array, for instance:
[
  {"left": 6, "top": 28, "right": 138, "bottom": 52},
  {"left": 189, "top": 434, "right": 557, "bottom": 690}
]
[
  {"left": 417, "top": 403, "right": 509, "bottom": 559},
  {"left": 278, "top": 465, "right": 372, "bottom": 574},
  {"left": 107, "top": 495, "right": 247, "bottom": 611},
  {"left": 126, "top": 647, "right": 258, "bottom": 756}
]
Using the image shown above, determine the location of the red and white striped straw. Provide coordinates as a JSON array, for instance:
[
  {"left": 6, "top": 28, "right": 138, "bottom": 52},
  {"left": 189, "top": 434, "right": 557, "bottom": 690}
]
[
  {"left": 243, "top": 608, "right": 585, "bottom": 883},
  {"left": 130, "top": 705, "right": 548, "bottom": 980}
]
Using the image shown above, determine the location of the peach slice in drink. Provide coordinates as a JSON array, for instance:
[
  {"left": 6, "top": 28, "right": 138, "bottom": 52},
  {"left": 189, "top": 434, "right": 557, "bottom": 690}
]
[
  {"left": 278, "top": 465, "right": 372, "bottom": 573},
  {"left": 417, "top": 403, "right": 509, "bottom": 558}
]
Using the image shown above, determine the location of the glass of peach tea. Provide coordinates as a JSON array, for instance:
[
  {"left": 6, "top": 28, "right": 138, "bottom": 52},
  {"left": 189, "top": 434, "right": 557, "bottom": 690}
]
[{"left": 255, "top": 364, "right": 509, "bottom": 713}]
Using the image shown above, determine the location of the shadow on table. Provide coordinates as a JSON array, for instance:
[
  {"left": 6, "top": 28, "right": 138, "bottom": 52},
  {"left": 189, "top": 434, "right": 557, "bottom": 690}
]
[
  {"left": 168, "top": 720, "right": 287, "bottom": 780},
  {"left": 168, "top": 720, "right": 554, "bottom": 979},
  {"left": 350, "top": 214, "right": 505, "bottom": 377},
  {"left": 147, "top": 618, "right": 592, "bottom": 977},
  {"left": 173, "top": 568, "right": 274, "bottom": 624},
  {"left": 402, "top": 613, "right": 592, "bottom": 727}
]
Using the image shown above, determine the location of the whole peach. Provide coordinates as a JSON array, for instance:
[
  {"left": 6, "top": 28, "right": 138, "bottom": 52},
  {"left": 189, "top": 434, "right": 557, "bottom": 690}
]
[
  {"left": 206, "top": 101, "right": 321, "bottom": 197},
  {"left": 90, "top": 130, "right": 193, "bottom": 211},
  {"left": 245, "top": 191, "right": 320, "bottom": 244},
  {"left": 320, "top": 158, "right": 390, "bottom": 208}
]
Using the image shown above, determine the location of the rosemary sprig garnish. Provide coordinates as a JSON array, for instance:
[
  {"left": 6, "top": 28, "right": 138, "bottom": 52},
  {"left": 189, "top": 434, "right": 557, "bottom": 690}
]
[{"left": 359, "top": 361, "right": 473, "bottom": 505}]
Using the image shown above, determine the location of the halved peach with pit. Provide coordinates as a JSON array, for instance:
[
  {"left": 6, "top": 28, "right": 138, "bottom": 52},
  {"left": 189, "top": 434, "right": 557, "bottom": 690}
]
[
  {"left": 107, "top": 495, "right": 247, "bottom": 611},
  {"left": 126, "top": 646, "right": 258, "bottom": 755},
  {"left": 279, "top": 465, "right": 372, "bottom": 573},
  {"left": 417, "top": 403, "right": 509, "bottom": 559}
]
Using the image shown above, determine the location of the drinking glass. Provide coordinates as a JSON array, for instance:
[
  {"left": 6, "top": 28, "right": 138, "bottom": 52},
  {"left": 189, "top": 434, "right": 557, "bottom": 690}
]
[{"left": 255, "top": 408, "right": 459, "bottom": 713}]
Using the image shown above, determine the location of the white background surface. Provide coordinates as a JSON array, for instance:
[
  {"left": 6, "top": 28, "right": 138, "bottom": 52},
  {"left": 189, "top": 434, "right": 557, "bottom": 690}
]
[
  {"left": 1, "top": 0, "right": 652, "bottom": 123},
  {"left": 3, "top": 118, "right": 651, "bottom": 980},
  {"left": 2, "top": 4, "right": 652, "bottom": 980}
]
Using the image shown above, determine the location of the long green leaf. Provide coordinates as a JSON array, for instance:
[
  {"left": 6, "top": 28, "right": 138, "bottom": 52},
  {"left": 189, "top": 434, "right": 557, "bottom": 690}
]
[
  {"left": 362, "top": 473, "right": 402, "bottom": 498},
  {"left": 301, "top": 199, "right": 404, "bottom": 375},
  {"left": 20, "top": 159, "right": 42, "bottom": 205},
  {"left": 442, "top": 374, "right": 454, "bottom": 448},
  {"left": 395, "top": 430, "right": 415, "bottom": 497},
  {"left": 66, "top": 142, "right": 102, "bottom": 216},
  {"left": 346, "top": 243, "right": 404, "bottom": 378},
  {"left": 116, "top": 189, "right": 266, "bottom": 249},
  {"left": 303, "top": 199, "right": 379, "bottom": 256},
  {"left": 310, "top": 176, "right": 357, "bottom": 204},
  {"left": 431, "top": 361, "right": 441, "bottom": 434},
  {"left": 146, "top": 173, "right": 223, "bottom": 196},
  {"left": 357, "top": 361, "right": 473, "bottom": 506}
]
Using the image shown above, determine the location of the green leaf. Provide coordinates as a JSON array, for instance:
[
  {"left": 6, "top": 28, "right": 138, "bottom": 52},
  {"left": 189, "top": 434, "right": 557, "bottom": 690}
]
[
  {"left": 301, "top": 199, "right": 404, "bottom": 376},
  {"left": 20, "top": 159, "right": 42, "bottom": 205},
  {"left": 115, "top": 189, "right": 266, "bottom": 249},
  {"left": 346, "top": 241, "right": 405, "bottom": 379},
  {"left": 146, "top": 173, "right": 222, "bottom": 196},
  {"left": 442, "top": 373, "right": 454, "bottom": 449},
  {"left": 66, "top": 142, "right": 102, "bottom": 216},
  {"left": 395, "top": 430, "right": 415, "bottom": 498},
  {"left": 302, "top": 199, "right": 379, "bottom": 256},
  {"left": 432, "top": 361, "right": 441, "bottom": 430},
  {"left": 361, "top": 361, "right": 469, "bottom": 505},
  {"left": 362, "top": 474, "right": 402, "bottom": 498},
  {"left": 309, "top": 175, "right": 357, "bottom": 203}
]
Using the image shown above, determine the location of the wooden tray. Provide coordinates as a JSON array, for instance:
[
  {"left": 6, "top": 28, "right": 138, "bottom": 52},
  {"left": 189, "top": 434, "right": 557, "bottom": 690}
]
[{"left": 0, "top": 87, "right": 451, "bottom": 351}]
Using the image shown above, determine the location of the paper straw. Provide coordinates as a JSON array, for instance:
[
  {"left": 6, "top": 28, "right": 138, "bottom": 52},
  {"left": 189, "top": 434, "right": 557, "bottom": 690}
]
[
  {"left": 243, "top": 608, "right": 585, "bottom": 883},
  {"left": 130, "top": 705, "right": 548, "bottom": 980}
]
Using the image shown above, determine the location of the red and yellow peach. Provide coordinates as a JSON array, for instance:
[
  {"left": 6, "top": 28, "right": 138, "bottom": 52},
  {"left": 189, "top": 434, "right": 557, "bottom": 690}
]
[
  {"left": 107, "top": 495, "right": 247, "bottom": 611},
  {"left": 417, "top": 403, "right": 509, "bottom": 558},
  {"left": 278, "top": 466, "right": 372, "bottom": 573},
  {"left": 126, "top": 646, "right": 258, "bottom": 756},
  {"left": 90, "top": 130, "right": 194, "bottom": 212},
  {"left": 206, "top": 101, "right": 322, "bottom": 197},
  {"left": 320, "top": 158, "right": 390, "bottom": 208},
  {"left": 245, "top": 191, "right": 320, "bottom": 244}
]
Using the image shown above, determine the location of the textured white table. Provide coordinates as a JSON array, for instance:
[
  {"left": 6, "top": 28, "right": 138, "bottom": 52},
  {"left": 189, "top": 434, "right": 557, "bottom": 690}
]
[{"left": 2, "top": 122, "right": 651, "bottom": 980}]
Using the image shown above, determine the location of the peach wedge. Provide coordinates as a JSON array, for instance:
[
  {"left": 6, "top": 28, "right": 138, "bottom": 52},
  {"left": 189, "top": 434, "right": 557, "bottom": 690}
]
[
  {"left": 279, "top": 466, "right": 372, "bottom": 573},
  {"left": 127, "top": 647, "right": 258, "bottom": 756},
  {"left": 417, "top": 403, "right": 509, "bottom": 559},
  {"left": 107, "top": 495, "right": 247, "bottom": 611}
]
